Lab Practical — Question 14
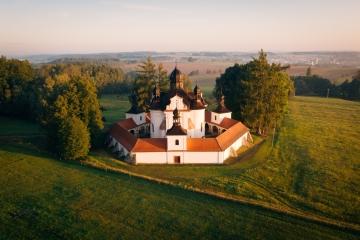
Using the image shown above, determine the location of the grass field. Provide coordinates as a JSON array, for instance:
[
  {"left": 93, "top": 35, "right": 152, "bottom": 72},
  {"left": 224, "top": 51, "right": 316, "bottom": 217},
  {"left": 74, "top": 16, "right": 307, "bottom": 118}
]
[
  {"left": 0, "top": 117, "right": 43, "bottom": 136},
  {"left": 97, "top": 95, "right": 360, "bottom": 226},
  {"left": 99, "top": 94, "right": 130, "bottom": 129},
  {"left": 0, "top": 95, "right": 359, "bottom": 238},
  {"left": 1, "top": 123, "right": 358, "bottom": 239}
]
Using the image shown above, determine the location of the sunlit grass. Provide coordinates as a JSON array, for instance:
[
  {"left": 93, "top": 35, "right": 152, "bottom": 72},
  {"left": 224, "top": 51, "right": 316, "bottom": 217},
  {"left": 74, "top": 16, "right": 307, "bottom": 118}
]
[
  {"left": 1, "top": 138, "right": 356, "bottom": 239},
  {"left": 97, "top": 96, "right": 360, "bottom": 224}
]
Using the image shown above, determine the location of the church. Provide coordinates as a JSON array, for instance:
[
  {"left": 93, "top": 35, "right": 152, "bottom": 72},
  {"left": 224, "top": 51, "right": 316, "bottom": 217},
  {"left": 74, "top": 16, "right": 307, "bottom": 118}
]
[{"left": 107, "top": 67, "right": 252, "bottom": 164}]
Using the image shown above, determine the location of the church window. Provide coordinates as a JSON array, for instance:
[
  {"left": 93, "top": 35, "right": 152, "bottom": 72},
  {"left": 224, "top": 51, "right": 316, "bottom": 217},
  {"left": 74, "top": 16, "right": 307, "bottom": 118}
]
[
  {"left": 140, "top": 116, "right": 142, "bottom": 121},
  {"left": 215, "top": 115, "right": 217, "bottom": 121},
  {"left": 175, "top": 139, "right": 179, "bottom": 145}
]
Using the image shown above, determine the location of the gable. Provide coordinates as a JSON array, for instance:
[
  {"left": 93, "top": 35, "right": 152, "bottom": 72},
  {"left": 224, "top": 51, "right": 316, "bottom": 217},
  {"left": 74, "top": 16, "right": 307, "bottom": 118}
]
[{"left": 166, "top": 95, "right": 188, "bottom": 111}]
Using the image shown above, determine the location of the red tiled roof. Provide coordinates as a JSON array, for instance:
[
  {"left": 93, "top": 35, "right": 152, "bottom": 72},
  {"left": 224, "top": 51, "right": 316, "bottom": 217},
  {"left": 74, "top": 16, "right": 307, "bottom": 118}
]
[
  {"left": 216, "top": 122, "right": 249, "bottom": 150},
  {"left": 205, "top": 110, "right": 238, "bottom": 130},
  {"left": 132, "top": 138, "right": 167, "bottom": 152},
  {"left": 110, "top": 114, "right": 249, "bottom": 153},
  {"left": 117, "top": 118, "right": 138, "bottom": 130},
  {"left": 109, "top": 123, "right": 137, "bottom": 151},
  {"left": 187, "top": 138, "right": 221, "bottom": 151},
  {"left": 219, "top": 118, "right": 238, "bottom": 129}
]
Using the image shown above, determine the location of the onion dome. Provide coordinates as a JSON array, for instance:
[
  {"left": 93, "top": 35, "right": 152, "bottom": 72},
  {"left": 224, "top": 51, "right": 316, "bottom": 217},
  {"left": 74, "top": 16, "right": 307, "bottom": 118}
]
[
  {"left": 166, "top": 107, "right": 187, "bottom": 135},
  {"left": 169, "top": 66, "right": 184, "bottom": 90}
]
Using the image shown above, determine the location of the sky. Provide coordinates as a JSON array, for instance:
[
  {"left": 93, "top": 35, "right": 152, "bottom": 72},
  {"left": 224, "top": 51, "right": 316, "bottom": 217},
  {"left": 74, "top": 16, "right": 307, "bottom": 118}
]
[{"left": 0, "top": 0, "right": 359, "bottom": 55}]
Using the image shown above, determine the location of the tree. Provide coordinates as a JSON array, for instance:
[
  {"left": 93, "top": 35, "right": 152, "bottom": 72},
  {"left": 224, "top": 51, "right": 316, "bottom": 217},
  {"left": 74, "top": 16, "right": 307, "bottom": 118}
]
[
  {"left": 0, "top": 56, "right": 35, "bottom": 118},
  {"left": 214, "top": 50, "right": 293, "bottom": 135},
  {"left": 133, "top": 57, "right": 157, "bottom": 111},
  {"left": 35, "top": 69, "right": 103, "bottom": 157},
  {"left": 156, "top": 63, "right": 168, "bottom": 92},
  {"left": 57, "top": 116, "right": 90, "bottom": 160}
]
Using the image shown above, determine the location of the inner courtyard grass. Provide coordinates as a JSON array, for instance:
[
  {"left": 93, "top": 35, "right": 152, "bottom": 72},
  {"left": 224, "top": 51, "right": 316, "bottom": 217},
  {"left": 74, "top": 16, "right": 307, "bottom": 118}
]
[{"left": 98, "top": 96, "right": 360, "bottom": 225}]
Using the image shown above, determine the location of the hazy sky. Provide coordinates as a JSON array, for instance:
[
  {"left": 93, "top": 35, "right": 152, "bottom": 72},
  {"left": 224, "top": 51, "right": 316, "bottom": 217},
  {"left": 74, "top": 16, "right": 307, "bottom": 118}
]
[{"left": 1, "top": 0, "right": 359, "bottom": 55}]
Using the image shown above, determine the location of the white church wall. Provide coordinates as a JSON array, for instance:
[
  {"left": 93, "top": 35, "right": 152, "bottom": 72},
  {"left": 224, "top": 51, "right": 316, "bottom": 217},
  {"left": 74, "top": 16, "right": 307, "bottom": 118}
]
[
  {"left": 150, "top": 110, "right": 165, "bottom": 138},
  {"left": 133, "top": 152, "right": 167, "bottom": 164},
  {"left": 183, "top": 152, "right": 221, "bottom": 164},
  {"left": 167, "top": 135, "right": 187, "bottom": 151},
  {"left": 126, "top": 112, "right": 146, "bottom": 125},
  {"left": 166, "top": 151, "right": 186, "bottom": 164},
  {"left": 166, "top": 96, "right": 188, "bottom": 111},
  {"left": 211, "top": 112, "right": 232, "bottom": 125},
  {"left": 191, "top": 109, "right": 205, "bottom": 138},
  {"left": 223, "top": 133, "right": 247, "bottom": 160}
]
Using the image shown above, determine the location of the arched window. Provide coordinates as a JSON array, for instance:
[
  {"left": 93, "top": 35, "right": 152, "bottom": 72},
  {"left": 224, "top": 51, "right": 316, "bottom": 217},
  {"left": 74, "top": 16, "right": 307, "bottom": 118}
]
[
  {"left": 175, "top": 139, "right": 179, "bottom": 145},
  {"left": 215, "top": 115, "right": 217, "bottom": 121},
  {"left": 140, "top": 116, "right": 142, "bottom": 121}
]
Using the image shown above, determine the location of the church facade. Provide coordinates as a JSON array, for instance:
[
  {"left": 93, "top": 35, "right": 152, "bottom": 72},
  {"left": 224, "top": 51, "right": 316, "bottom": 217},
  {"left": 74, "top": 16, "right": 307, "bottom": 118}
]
[{"left": 107, "top": 67, "right": 252, "bottom": 164}]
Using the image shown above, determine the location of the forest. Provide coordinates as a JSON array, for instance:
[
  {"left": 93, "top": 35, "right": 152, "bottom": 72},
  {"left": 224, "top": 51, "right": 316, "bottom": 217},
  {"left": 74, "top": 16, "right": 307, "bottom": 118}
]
[{"left": 293, "top": 66, "right": 360, "bottom": 100}]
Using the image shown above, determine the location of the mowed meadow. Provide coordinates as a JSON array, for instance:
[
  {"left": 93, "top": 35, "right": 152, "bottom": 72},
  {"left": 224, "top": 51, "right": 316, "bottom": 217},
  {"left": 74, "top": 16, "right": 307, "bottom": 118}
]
[
  {"left": 0, "top": 95, "right": 359, "bottom": 239},
  {"left": 1, "top": 117, "right": 357, "bottom": 239},
  {"left": 95, "top": 95, "right": 360, "bottom": 226}
]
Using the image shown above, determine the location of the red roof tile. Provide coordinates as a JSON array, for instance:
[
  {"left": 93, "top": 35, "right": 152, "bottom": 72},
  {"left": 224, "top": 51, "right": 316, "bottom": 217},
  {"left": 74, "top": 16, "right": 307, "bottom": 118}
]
[
  {"left": 109, "top": 123, "right": 137, "bottom": 151},
  {"left": 132, "top": 138, "right": 167, "bottom": 152},
  {"left": 117, "top": 118, "right": 138, "bottom": 130},
  {"left": 219, "top": 118, "right": 238, "bottom": 129},
  {"left": 187, "top": 138, "right": 221, "bottom": 151},
  {"left": 216, "top": 122, "right": 249, "bottom": 150}
]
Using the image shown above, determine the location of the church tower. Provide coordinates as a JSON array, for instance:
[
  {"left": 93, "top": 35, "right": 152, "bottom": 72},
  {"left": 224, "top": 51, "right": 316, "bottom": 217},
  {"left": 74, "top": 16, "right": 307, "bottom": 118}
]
[
  {"left": 211, "top": 93, "right": 232, "bottom": 125},
  {"left": 169, "top": 67, "right": 184, "bottom": 90},
  {"left": 126, "top": 91, "right": 146, "bottom": 125},
  {"left": 166, "top": 108, "right": 187, "bottom": 151}
]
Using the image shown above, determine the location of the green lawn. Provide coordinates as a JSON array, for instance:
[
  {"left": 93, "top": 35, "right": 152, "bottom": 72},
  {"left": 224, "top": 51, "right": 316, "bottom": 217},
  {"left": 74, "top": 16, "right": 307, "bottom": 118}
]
[
  {"left": 0, "top": 117, "right": 43, "bottom": 136},
  {"left": 0, "top": 138, "right": 358, "bottom": 239},
  {"left": 96, "top": 96, "right": 360, "bottom": 225},
  {"left": 99, "top": 94, "right": 130, "bottom": 128},
  {"left": 0, "top": 95, "right": 359, "bottom": 239}
]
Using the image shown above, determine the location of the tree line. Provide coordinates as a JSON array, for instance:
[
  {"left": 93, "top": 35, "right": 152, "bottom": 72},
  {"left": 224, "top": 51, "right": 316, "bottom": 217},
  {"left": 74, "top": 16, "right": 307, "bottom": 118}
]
[
  {"left": 214, "top": 50, "right": 294, "bottom": 135},
  {"left": 293, "top": 67, "right": 360, "bottom": 100},
  {"left": 0, "top": 57, "right": 131, "bottom": 160}
]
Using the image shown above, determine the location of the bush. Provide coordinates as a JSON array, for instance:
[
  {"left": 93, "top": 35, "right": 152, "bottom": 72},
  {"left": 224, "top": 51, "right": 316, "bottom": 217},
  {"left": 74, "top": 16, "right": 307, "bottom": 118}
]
[{"left": 57, "top": 117, "right": 90, "bottom": 161}]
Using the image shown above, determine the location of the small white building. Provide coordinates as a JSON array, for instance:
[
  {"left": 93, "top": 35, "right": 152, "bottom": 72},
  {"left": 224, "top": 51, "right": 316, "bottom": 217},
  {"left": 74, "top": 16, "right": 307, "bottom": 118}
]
[{"left": 108, "top": 67, "right": 252, "bottom": 164}]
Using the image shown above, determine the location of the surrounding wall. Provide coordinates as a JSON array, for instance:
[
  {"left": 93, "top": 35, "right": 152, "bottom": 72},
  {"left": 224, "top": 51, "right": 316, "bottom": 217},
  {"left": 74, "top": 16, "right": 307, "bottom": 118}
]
[
  {"left": 223, "top": 133, "right": 248, "bottom": 159},
  {"left": 109, "top": 131, "right": 250, "bottom": 164}
]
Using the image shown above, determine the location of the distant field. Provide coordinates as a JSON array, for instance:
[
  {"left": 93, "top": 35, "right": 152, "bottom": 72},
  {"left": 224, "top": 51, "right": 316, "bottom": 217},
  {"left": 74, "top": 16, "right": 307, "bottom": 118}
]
[
  {"left": 287, "top": 65, "right": 358, "bottom": 84},
  {"left": 97, "top": 96, "right": 360, "bottom": 226},
  {"left": 118, "top": 60, "right": 358, "bottom": 87},
  {"left": 2, "top": 124, "right": 358, "bottom": 238}
]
